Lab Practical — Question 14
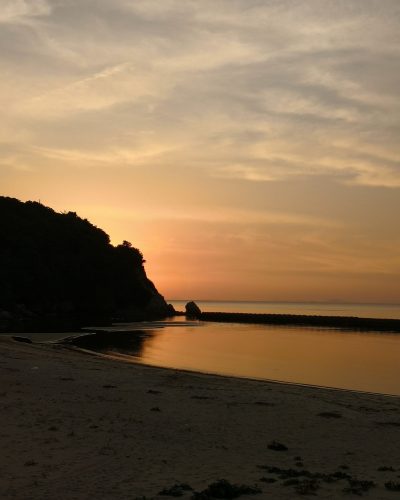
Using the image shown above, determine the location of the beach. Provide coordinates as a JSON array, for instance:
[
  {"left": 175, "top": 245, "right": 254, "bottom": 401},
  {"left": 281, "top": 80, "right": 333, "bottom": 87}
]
[{"left": 1, "top": 336, "right": 400, "bottom": 499}]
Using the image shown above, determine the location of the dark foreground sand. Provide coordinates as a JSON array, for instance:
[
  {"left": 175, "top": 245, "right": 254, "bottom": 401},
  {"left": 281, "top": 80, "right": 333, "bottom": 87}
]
[{"left": 1, "top": 336, "right": 400, "bottom": 499}]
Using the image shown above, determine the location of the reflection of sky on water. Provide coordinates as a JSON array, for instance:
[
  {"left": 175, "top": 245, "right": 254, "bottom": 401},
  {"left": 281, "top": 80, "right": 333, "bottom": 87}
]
[
  {"left": 10, "top": 319, "right": 398, "bottom": 395},
  {"left": 75, "top": 320, "right": 400, "bottom": 396}
]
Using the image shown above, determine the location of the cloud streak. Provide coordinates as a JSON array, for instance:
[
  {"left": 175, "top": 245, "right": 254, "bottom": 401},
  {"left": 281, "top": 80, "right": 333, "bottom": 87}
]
[
  {"left": 2, "top": 0, "right": 398, "bottom": 187},
  {"left": 1, "top": 0, "right": 400, "bottom": 301},
  {"left": 0, "top": 0, "right": 51, "bottom": 24}
]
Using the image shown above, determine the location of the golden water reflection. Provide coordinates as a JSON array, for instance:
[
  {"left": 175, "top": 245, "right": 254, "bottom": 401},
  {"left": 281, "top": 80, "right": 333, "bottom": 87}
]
[{"left": 101, "top": 322, "right": 400, "bottom": 395}]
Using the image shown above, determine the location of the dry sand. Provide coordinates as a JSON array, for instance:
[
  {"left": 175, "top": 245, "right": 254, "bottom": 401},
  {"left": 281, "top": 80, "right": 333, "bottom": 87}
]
[{"left": 1, "top": 336, "right": 400, "bottom": 499}]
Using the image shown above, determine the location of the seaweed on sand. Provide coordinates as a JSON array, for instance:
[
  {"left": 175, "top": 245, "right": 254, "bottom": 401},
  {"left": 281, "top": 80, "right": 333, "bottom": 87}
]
[
  {"left": 192, "top": 479, "right": 261, "bottom": 499},
  {"left": 385, "top": 481, "right": 400, "bottom": 491},
  {"left": 342, "top": 479, "right": 376, "bottom": 495},
  {"left": 159, "top": 483, "right": 193, "bottom": 497},
  {"left": 267, "top": 440, "right": 288, "bottom": 451},
  {"left": 295, "top": 479, "right": 320, "bottom": 495},
  {"left": 317, "top": 412, "right": 342, "bottom": 419}
]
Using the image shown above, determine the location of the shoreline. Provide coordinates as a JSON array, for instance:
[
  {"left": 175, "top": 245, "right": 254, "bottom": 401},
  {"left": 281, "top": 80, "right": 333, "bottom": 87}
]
[
  {"left": 62, "top": 340, "right": 400, "bottom": 400},
  {"left": 2, "top": 336, "right": 400, "bottom": 499},
  {"left": 58, "top": 320, "right": 400, "bottom": 397},
  {"left": 9, "top": 324, "right": 400, "bottom": 398},
  {"left": 4, "top": 309, "right": 400, "bottom": 336}
]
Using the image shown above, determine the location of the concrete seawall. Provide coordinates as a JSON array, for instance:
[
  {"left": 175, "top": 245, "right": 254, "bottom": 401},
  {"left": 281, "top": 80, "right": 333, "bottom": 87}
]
[{"left": 199, "top": 312, "right": 400, "bottom": 332}]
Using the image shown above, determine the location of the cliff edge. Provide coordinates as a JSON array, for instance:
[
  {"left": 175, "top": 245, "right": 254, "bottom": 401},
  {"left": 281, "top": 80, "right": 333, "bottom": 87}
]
[{"left": 0, "top": 197, "right": 172, "bottom": 331}]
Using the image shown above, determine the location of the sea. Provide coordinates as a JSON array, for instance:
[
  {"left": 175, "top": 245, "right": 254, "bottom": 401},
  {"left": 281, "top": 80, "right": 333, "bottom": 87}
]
[
  {"left": 74, "top": 300, "right": 400, "bottom": 397},
  {"left": 169, "top": 300, "right": 400, "bottom": 319},
  {"left": 11, "top": 300, "right": 400, "bottom": 396}
]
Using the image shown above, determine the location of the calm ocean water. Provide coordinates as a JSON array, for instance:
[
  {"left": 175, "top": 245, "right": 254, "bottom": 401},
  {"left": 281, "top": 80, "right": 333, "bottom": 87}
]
[
  {"left": 169, "top": 300, "right": 400, "bottom": 319},
  {"left": 15, "top": 300, "right": 400, "bottom": 396},
  {"left": 68, "top": 300, "right": 400, "bottom": 396},
  {"left": 74, "top": 319, "right": 400, "bottom": 396}
]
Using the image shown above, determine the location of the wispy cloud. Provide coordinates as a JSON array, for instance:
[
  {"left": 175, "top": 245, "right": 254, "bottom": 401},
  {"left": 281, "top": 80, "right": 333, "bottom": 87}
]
[
  {"left": 0, "top": 0, "right": 51, "bottom": 24},
  {"left": 86, "top": 204, "right": 340, "bottom": 228},
  {"left": 2, "top": 0, "right": 400, "bottom": 302},
  {"left": 2, "top": 0, "right": 399, "bottom": 189}
]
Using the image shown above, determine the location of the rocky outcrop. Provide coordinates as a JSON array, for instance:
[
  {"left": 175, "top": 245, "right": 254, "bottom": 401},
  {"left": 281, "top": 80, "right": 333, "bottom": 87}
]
[
  {"left": 145, "top": 294, "right": 175, "bottom": 320},
  {"left": 185, "top": 301, "right": 201, "bottom": 319},
  {"left": 0, "top": 196, "right": 173, "bottom": 331}
]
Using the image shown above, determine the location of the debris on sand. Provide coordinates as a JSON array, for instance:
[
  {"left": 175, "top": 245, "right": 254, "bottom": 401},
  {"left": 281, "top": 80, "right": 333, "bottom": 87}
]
[
  {"left": 268, "top": 440, "right": 288, "bottom": 451},
  {"left": 192, "top": 479, "right": 261, "bottom": 499}
]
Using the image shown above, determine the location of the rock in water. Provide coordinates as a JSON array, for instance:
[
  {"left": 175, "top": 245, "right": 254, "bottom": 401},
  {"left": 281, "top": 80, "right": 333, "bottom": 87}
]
[
  {"left": 185, "top": 301, "right": 201, "bottom": 319},
  {"left": 167, "top": 303, "right": 176, "bottom": 316}
]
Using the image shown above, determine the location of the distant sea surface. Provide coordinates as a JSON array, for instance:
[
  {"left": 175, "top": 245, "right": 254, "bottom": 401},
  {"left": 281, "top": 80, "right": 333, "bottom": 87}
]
[
  {"left": 57, "top": 299, "right": 400, "bottom": 396},
  {"left": 168, "top": 300, "right": 400, "bottom": 319},
  {"left": 16, "top": 300, "right": 400, "bottom": 396}
]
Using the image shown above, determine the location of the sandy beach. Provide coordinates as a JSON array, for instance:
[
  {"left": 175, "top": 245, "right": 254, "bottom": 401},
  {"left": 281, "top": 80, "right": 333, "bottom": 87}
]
[{"left": 1, "top": 336, "right": 400, "bottom": 499}]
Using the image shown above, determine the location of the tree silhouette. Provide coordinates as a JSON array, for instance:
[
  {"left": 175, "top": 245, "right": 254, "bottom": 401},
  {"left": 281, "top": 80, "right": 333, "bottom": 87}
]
[{"left": 0, "top": 196, "right": 170, "bottom": 332}]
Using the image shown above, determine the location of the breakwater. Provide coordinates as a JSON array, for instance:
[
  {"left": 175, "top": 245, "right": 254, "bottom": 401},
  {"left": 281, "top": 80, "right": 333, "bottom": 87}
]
[{"left": 199, "top": 312, "right": 400, "bottom": 332}]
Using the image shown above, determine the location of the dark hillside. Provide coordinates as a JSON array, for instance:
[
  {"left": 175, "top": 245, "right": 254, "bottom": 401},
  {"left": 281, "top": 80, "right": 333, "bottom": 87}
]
[{"left": 0, "top": 197, "right": 172, "bottom": 331}]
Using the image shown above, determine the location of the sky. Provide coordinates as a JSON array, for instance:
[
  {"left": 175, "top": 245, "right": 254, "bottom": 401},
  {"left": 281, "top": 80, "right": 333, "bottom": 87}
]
[{"left": 1, "top": 0, "right": 400, "bottom": 303}]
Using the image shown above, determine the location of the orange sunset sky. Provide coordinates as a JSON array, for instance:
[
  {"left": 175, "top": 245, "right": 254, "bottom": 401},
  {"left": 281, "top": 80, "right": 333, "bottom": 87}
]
[{"left": 1, "top": 1, "right": 400, "bottom": 303}]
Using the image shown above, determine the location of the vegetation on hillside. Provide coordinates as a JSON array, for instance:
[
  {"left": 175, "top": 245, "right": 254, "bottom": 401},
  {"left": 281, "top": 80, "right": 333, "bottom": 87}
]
[{"left": 0, "top": 197, "right": 171, "bottom": 331}]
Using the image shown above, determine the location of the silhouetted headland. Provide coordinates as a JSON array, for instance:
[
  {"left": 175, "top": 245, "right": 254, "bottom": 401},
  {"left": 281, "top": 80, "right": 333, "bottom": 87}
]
[
  {"left": 199, "top": 311, "right": 400, "bottom": 333},
  {"left": 0, "top": 196, "right": 174, "bottom": 332}
]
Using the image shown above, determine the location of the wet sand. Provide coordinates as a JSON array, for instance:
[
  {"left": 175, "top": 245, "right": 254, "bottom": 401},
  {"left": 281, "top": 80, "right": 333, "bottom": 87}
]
[{"left": 1, "top": 336, "right": 400, "bottom": 499}]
